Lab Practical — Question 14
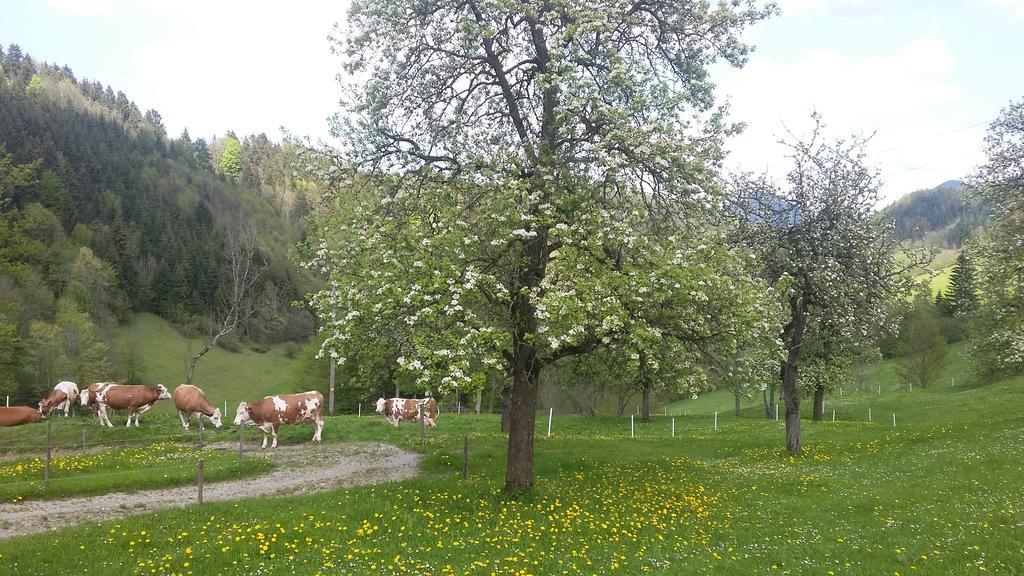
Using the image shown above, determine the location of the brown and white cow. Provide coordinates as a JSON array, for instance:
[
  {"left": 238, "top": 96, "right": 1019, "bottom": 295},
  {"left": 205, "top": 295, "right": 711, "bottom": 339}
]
[
  {"left": 0, "top": 406, "right": 44, "bottom": 426},
  {"left": 172, "top": 384, "right": 222, "bottom": 429},
  {"left": 39, "top": 380, "right": 79, "bottom": 417},
  {"left": 94, "top": 383, "right": 171, "bottom": 427},
  {"left": 375, "top": 397, "right": 438, "bottom": 427},
  {"left": 80, "top": 382, "right": 114, "bottom": 422},
  {"left": 233, "top": 391, "right": 324, "bottom": 449}
]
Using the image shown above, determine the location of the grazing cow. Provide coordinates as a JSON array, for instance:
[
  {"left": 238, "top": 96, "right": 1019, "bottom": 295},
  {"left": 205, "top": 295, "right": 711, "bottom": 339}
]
[
  {"left": 95, "top": 384, "right": 171, "bottom": 427},
  {"left": 233, "top": 391, "right": 324, "bottom": 449},
  {"left": 172, "top": 384, "right": 222, "bottom": 429},
  {"left": 39, "top": 380, "right": 79, "bottom": 417},
  {"left": 375, "top": 397, "right": 438, "bottom": 427},
  {"left": 0, "top": 406, "right": 44, "bottom": 426}
]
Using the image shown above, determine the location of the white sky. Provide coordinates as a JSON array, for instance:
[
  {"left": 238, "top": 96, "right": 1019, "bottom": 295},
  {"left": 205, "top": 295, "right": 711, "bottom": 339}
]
[{"left": 2, "top": 0, "right": 1023, "bottom": 204}]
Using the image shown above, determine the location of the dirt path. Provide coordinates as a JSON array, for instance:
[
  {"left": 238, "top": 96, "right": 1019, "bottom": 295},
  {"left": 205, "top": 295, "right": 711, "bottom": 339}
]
[{"left": 0, "top": 442, "right": 420, "bottom": 541}]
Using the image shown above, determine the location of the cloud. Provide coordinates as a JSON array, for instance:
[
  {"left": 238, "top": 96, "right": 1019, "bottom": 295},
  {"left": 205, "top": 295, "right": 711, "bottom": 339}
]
[
  {"left": 126, "top": 1, "right": 348, "bottom": 141},
  {"left": 717, "top": 36, "right": 978, "bottom": 202}
]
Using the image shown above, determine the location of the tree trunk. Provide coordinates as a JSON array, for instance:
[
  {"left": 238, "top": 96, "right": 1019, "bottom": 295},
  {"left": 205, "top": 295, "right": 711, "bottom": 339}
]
[
  {"left": 505, "top": 341, "right": 541, "bottom": 493},
  {"left": 616, "top": 391, "right": 635, "bottom": 417},
  {"left": 734, "top": 388, "right": 742, "bottom": 417},
  {"left": 765, "top": 376, "right": 776, "bottom": 419},
  {"left": 640, "top": 383, "right": 652, "bottom": 421},
  {"left": 782, "top": 359, "right": 801, "bottom": 452},
  {"left": 781, "top": 293, "right": 809, "bottom": 453},
  {"left": 812, "top": 384, "right": 825, "bottom": 421}
]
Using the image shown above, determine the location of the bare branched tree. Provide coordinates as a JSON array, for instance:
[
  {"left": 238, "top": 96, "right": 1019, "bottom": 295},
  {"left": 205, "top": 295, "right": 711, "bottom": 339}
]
[{"left": 186, "top": 228, "right": 267, "bottom": 385}]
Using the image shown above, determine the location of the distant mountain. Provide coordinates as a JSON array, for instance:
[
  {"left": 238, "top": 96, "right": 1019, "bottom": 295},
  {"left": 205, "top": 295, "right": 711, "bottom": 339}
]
[{"left": 881, "top": 180, "right": 989, "bottom": 248}]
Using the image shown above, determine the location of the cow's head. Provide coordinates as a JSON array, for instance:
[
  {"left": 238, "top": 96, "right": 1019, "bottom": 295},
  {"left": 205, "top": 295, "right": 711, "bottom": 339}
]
[
  {"left": 209, "top": 408, "right": 223, "bottom": 428},
  {"left": 375, "top": 398, "right": 387, "bottom": 413},
  {"left": 79, "top": 388, "right": 91, "bottom": 406},
  {"left": 233, "top": 402, "right": 252, "bottom": 427},
  {"left": 154, "top": 384, "right": 171, "bottom": 399}
]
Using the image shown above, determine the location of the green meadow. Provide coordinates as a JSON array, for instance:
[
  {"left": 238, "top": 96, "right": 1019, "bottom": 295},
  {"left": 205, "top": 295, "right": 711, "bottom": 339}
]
[
  {"left": 1, "top": 344, "right": 1022, "bottom": 575},
  {"left": 0, "top": 440, "right": 271, "bottom": 502},
  {"left": 113, "top": 313, "right": 297, "bottom": 415}
]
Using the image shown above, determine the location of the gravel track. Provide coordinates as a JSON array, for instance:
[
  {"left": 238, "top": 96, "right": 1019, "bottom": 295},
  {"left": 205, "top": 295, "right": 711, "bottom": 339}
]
[{"left": 0, "top": 442, "right": 420, "bottom": 541}]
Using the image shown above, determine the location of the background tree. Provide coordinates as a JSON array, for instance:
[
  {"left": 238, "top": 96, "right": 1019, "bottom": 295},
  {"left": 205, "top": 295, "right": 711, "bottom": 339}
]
[
  {"left": 308, "top": 0, "right": 777, "bottom": 492},
  {"left": 945, "top": 251, "right": 979, "bottom": 316},
  {"left": 26, "top": 298, "right": 110, "bottom": 396},
  {"left": 969, "top": 98, "right": 1024, "bottom": 378},
  {"left": 897, "top": 287, "right": 948, "bottom": 389},
  {"left": 185, "top": 228, "right": 266, "bottom": 385},
  {"left": 217, "top": 136, "right": 242, "bottom": 180},
  {"left": 729, "top": 116, "right": 927, "bottom": 452}
]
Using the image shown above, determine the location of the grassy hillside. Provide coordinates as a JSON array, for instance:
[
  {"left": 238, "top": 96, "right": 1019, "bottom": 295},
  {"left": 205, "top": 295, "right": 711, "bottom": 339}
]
[
  {"left": 672, "top": 342, "right": 970, "bottom": 419},
  {"left": 3, "top": 343, "right": 1022, "bottom": 574},
  {"left": 114, "top": 313, "right": 302, "bottom": 414}
]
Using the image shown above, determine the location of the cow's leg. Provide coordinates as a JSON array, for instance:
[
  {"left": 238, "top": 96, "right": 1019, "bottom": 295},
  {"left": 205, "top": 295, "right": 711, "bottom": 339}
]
[
  {"left": 99, "top": 405, "right": 113, "bottom": 427},
  {"left": 259, "top": 423, "right": 272, "bottom": 448},
  {"left": 313, "top": 416, "right": 323, "bottom": 443},
  {"left": 178, "top": 410, "right": 189, "bottom": 429},
  {"left": 126, "top": 409, "right": 134, "bottom": 427},
  {"left": 134, "top": 403, "right": 152, "bottom": 426},
  {"left": 389, "top": 416, "right": 400, "bottom": 427},
  {"left": 271, "top": 423, "right": 280, "bottom": 448}
]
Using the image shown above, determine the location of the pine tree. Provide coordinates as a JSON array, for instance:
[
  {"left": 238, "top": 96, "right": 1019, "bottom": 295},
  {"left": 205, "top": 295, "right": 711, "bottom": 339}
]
[
  {"left": 946, "top": 251, "right": 979, "bottom": 316},
  {"left": 934, "top": 289, "right": 950, "bottom": 316}
]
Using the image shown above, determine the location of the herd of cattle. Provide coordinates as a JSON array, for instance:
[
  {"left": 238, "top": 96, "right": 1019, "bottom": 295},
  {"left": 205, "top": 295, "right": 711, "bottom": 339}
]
[{"left": 0, "top": 381, "right": 440, "bottom": 448}]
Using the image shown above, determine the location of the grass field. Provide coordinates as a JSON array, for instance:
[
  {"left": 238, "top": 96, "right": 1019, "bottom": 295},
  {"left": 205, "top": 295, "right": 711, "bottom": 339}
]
[
  {"left": 114, "top": 313, "right": 299, "bottom": 416},
  {"left": 0, "top": 346, "right": 1021, "bottom": 575},
  {"left": 0, "top": 440, "right": 272, "bottom": 502}
]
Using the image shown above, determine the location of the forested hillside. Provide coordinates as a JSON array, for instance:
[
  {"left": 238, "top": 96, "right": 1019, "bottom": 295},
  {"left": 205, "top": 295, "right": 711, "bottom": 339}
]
[
  {"left": 0, "top": 43, "right": 318, "bottom": 400},
  {"left": 881, "top": 179, "right": 988, "bottom": 247}
]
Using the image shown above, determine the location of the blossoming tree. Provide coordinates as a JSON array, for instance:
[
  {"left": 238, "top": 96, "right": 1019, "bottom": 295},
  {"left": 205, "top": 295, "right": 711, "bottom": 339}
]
[
  {"left": 970, "top": 99, "right": 1024, "bottom": 377},
  {"left": 728, "top": 116, "right": 927, "bottom": 453},
  {"left": 306, "top": 0, "right": 778, "bottom": 491}
]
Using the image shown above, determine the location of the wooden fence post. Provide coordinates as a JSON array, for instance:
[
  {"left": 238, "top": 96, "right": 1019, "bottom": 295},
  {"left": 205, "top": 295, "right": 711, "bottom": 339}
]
[
  {"left": 198, "top": 416, "right": 204, "bottom": 449},
  {"left": 462, "top": 434, "right": 468, "bottom": 479},
  {"left": 239, "top": 425, "right": 244, "bottom": 459},
  {"left": 82, "top": 429, "right": 87, "bottom": 450},
  {"left": 420, "top": 409, "right": 425, "bottom": 441}
]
